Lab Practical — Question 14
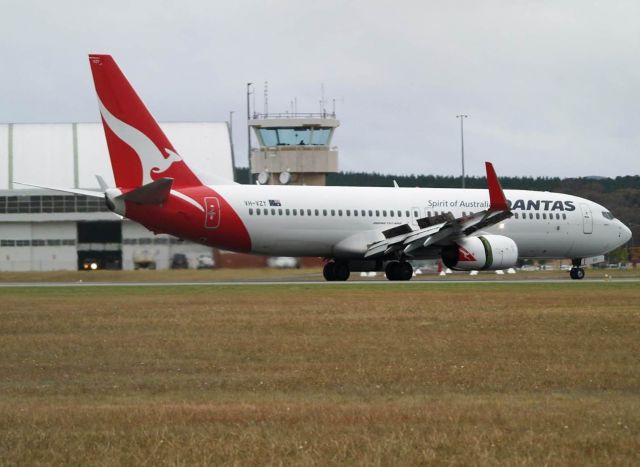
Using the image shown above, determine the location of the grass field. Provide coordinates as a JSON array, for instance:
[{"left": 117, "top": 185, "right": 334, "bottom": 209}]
[{"left": 0, "top": 282, "right": 639, "bottom": 465}]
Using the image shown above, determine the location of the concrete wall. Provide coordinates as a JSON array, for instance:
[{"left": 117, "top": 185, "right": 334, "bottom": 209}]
[
  {"left": 0, "top": 218, "right": 213, "bottom": 272},
  {"left": 0, "top": 221, "right": 77, "bottom": 271}
]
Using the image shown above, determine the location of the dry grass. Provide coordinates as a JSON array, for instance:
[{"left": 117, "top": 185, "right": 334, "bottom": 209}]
[
  {"left": 0, "top": 283, "right": 639, "bottom": 465},
  {"left": 0, "top": 267, "right": 321, "bottom": 283}
]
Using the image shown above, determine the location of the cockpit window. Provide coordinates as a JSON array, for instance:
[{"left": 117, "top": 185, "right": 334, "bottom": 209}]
[{"left": 602, "top": 211, "right": 615, "bottom": 220}]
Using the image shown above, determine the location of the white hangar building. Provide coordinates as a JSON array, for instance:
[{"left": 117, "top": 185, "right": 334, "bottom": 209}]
[{"left": 0, "top": 122, "right": 234, "bottom": 271}]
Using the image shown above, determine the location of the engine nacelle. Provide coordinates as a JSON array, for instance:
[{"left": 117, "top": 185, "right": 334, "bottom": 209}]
[{"left": 442, "top": 235, "right": 518, "bottom": 271}]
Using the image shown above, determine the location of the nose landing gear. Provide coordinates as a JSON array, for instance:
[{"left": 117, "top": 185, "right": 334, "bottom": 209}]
[{"left": 569, "top": 258, "right": 585, "bottom": 280}]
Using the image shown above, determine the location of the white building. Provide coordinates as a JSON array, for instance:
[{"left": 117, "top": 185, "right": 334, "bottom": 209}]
[{"left": 0, "top": 122, "right": 234, "bottom": 271}]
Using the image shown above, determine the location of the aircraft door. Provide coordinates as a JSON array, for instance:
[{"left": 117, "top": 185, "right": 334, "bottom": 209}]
[
  {"left": 204, "top": 197, "right": 221, "bottom": 229},
  {"left": 580, "top": 203, "right": 593, "bottom": 234}
]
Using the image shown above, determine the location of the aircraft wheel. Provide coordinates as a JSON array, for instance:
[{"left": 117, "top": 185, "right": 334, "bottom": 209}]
[
  {"left": 323, "top": 261, "right": 336, "bottom": 281},
  {"left": 334, "top": 262, "right": 350, "bottom": 281},
  {"left": 569, "top": 267, "right": 585, "bottom": 280},
  {"left": 385, "top": 261, "right": 400, "bottom": 280},
  {"left": 399, "top": 261, "right": 413, "bottom": 281}
]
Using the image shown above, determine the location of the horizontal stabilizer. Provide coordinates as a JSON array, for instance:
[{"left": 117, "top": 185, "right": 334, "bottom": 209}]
[
  {"left": 117, "top": 177, "right": 173, "bottom": 205},
  {"left": 13, "top": 181, "right": 105, "bottom": 198}
]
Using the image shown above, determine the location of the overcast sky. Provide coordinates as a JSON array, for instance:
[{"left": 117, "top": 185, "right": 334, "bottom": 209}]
[{"left": 1, "top": 0, "right": 639, "bottom": 178}]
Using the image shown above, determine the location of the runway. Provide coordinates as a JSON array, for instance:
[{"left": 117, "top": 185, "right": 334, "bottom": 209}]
[{"left": 1, "top": 277, "right": 638, "bottom": 287}]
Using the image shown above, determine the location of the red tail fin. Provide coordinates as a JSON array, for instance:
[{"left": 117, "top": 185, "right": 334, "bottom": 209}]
[
  {"left": 88, "top": 54, "right": 201, "bottom": 189},
  {"left": 485, "top": 162, "right": 509, "bottom": 211}
]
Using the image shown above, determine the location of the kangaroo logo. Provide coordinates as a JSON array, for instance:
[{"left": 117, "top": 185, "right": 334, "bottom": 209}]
[
  {"left": 98, "top": 99, "right": 182, "bottom": 185},
  {"left": 458, "top": 245, "right": 477, "bottom": 262}
]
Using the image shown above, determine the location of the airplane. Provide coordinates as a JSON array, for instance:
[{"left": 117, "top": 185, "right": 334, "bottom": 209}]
[{"left": 24, "top": 54, "right": 633, "bottom": 280}]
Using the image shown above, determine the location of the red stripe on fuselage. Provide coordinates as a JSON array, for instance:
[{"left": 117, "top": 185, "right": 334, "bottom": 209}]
[{"left": 123, "top": 185, "right": 251, "bottom": 252}]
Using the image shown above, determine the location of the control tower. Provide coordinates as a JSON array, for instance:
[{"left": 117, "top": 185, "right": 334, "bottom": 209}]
[{"left": 249, "top": 112, "right": 339, "bottom": 185}]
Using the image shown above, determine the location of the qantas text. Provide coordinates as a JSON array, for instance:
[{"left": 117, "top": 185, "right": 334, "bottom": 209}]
[{"left": 507, "top": 199, "right": 576, "bottom": 211}]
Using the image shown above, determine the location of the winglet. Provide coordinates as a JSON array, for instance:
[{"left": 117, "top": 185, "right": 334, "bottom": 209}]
[
  {"left": 95, "top": 175, "right": 108, "bottom": 191},
  {"left": 485, "top": 162, "right": 509, "bottom": 211}
]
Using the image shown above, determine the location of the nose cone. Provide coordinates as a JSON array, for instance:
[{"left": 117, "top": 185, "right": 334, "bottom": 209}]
[{"left": 621, "top": 222, "right": 632, "bottom": 244}]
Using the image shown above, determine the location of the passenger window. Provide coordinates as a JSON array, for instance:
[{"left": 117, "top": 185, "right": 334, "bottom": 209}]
[
  {"left": 375, "top": 210, "right": 380, "bottom": 217},
  {"left": 331, "top": 209, "right": 335, "bottom": 216},
  {"left": 271, "top": 209, "right": 276, "bottom": 215},
  {"left": 556, "top": 213, "right": 560, "bottom": 220},
  {"left": 414, "top": 210, "right": 418, "bottom": 217},
  {"left": 354, "top": 210, "right": 358, "bottom": 216},
  {"left": 315, "top": 209, "right": 319, "bottom": 216},
  {"left": 383, "top": 210, "right": 387, "bottom": 217},
  {"left": 542, "top": 213, "right": 546, "bottom": 219},
  {"left": 346, "top": 210, "right": 351, "bottom": 216},
  {"left": 514, "top": 213, "right": 518, "bottom": 219},
  {"left": 249, "top": 208, "right": 254, "bottom": 215},
  {"left": 562, "top": 213, "right": 567, "bottom": 220},
  {"left": 338, "top": 210, "right": 343, "bottom": 216},
  {"left": 293, "top": 209, "right": 297, "bottom": 216},
  {"left": 300, "top": 209, "right": 304, "bottom": 216},
  {"left": 536, "top": 213, "right": 540, "bottom": 220},
  {"left": 406, "top": 210, "right": 410, "bottom": 217},
  {"left": 278, "top": 209, "right": 283, "bottom": 215},
  {"left": 390, "top": 210, "right": 394, "bottom": 217},
  {"left": 361, "top": 210, "right": 366, "bottom": 216},
  {"left": 529, "top": 213, "right": 533, "bottom": 219},
  {"left": 285, "top": 209, "right": 290, "bottom": 215},
  {"left": 307, "top": 209, "right": 312, "bottom": 216},
  {"left": 428, "top": 211, "right": 432, "bottom": 217},
  {"left": 256, "top": 209, "right": 261, "bottom": 215},
  {"left": 369, "top": 210, "right": 373, "bottom": 216},
  {"left": 323, "top": 209, "right": 327, "bottom": 216}
]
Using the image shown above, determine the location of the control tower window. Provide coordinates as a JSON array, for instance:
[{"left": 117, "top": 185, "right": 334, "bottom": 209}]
[
  {"left": 311, "top": 128, "right": 331, "bottom": 145},
  {"left": 258, "top": 128, "right": 331, "bottom": 146}
]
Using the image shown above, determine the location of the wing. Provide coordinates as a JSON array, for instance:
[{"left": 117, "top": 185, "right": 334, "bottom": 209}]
[{"left": 364, "top": 162, "right": 512, "bottom": 259}]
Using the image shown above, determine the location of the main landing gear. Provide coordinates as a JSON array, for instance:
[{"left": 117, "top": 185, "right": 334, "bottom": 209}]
[
  {"left": 385, "top": 260, "right": 413, "bottom": 281},
  {"left": 322, "top": 260, "right": 415, "bottom": 281},
  {"left": 323, "top": 261, "right": 350, "bottom": 281},
  {"left": 569, "top": 258, "right": 585, "bottom": 280}
]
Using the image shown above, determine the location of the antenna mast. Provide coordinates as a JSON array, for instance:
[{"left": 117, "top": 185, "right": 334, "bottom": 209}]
[{"left": 264, "top": 81, "right": 269, "bottom": 116}]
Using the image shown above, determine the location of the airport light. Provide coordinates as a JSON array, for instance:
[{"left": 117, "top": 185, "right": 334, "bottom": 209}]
[
  {"left": 228, "top": 110, "right": 236, "bottom": 182},
  {"left": 246, "top": 82, "right": 253, "bottom": 184},
  {"left": 456, "top": 114, "right": 468, "bottom": 188}
]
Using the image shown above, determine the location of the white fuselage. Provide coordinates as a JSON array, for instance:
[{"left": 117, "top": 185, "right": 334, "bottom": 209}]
[{"left": 214, "top": 185, "right": 631, "bottom": 260}]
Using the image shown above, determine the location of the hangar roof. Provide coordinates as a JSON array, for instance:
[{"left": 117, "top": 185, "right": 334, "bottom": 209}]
[{"left": 0, "top": 122, "right": 233, "bottom": 190}]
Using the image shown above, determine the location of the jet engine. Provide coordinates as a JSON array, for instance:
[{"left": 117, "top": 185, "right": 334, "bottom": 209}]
[{"left": 441, "top": 235, "right": 518, "bottom": 271}]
